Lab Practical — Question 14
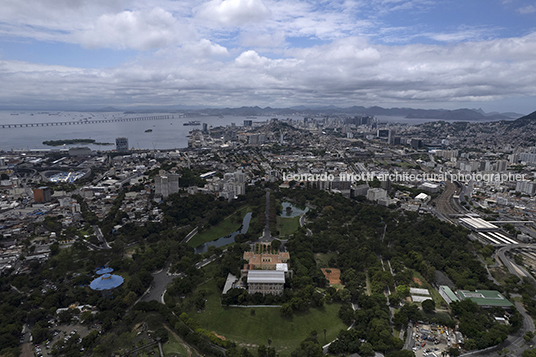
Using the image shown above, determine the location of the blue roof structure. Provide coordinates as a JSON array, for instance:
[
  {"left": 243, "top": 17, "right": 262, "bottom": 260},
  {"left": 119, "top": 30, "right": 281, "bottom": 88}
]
[
  {"left": 90, "top": 273, "right": 124, "bottom": 291},
  {"left": 96, "top": 267, "right": 114, "bottom": 275}
]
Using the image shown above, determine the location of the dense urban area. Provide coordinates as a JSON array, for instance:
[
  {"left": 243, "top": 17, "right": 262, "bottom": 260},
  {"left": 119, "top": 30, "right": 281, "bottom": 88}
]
[{"left": 3, "top": 110, "right": 536, "bottom": 357}]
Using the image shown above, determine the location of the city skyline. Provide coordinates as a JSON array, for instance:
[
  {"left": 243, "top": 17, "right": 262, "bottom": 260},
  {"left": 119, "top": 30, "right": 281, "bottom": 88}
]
[{"left": 1, "top": 0, "right": 536, "bottom": 113}]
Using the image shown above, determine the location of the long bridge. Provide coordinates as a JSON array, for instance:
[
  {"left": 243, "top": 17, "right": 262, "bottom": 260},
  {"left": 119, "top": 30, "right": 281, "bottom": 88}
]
[{"left": 0, "top": 115, "right": 175, "bottom": 129}]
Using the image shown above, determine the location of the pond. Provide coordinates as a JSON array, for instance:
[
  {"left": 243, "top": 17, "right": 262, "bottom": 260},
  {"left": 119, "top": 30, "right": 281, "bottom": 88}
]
[
  {"left": 280, "top": 202, "right": 309, "bottom": 218},
  {"left": 195, "top": 212, "right": 252, "bottom": 254}
]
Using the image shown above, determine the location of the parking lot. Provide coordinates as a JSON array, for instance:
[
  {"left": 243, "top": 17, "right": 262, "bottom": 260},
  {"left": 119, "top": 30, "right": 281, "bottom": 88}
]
[{"left": 33, "top": 322, "right": 100, "bottom": 357}]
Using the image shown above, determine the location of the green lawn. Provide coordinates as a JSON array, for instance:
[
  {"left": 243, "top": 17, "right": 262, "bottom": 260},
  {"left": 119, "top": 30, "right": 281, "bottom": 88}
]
[
  {"left": 188, "top": 206, "right": 252, "bottom": 248},
  {"left": 162, "top": 333, "right": 190, "bottom": 356},
  {"left": 186, "top": 280, "right": 347, "bottom": 355},
  {"left": 276, "top": 216, "right": 300, "bottom": 237},
  {"left": 314, "top": 253, "right": 338, "bottom": 268}
]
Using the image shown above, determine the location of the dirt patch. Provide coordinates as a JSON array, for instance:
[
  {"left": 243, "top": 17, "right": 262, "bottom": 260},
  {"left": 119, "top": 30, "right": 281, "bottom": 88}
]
[
  {"left": 213, "top": 332, "right": 226, "bottom": 340},
  {"left": 20, "top": 343, "right": 33, "bottom": 357},
  {"left": 413, "top": 277, "right": 423, "bottom": 286},
  {"left": 321, "top": 268, "right": 342, "bottom": 285}
]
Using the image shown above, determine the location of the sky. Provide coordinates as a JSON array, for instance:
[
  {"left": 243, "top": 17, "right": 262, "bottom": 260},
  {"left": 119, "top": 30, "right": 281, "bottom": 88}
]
[{"left": 0, "top": 0, "right": 536, "bottom": 113}]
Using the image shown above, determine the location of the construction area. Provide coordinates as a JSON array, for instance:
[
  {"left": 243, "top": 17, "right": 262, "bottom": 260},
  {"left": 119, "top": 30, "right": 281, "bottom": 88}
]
[{"left": 411, "top": 323, "right": 463, "bottom": 357}]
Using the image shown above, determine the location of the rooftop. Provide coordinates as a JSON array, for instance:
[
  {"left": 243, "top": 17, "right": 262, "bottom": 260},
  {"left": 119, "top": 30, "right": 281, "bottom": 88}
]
[
  {"left": 247, "top": 270, "right": 285, "bottom": 284},
  {"left": 457, "top": 290, "right": 513, "bottom": 307}
]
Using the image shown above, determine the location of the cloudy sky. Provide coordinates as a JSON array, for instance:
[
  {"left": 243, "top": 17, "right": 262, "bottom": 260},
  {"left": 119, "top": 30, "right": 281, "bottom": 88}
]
[{"left": 1, "top": 0, "right": 536, "bottom": 113}]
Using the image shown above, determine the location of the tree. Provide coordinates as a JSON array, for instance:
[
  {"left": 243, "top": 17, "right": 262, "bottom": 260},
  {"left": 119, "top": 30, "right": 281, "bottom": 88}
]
[
  {"left": 389, "top": 292, "right": 402, "bottom": 306},
  {"left": 447, "top": 347, "right": 460, "bottom": 356},
  {"left": 523, "top": 349, "right": 536, "bottom": 357},
  {"left": 396, "top": 284, "right": 410, "bottom": 297},
  {"left": 524, "top": 331, "right": 535, "bottom": 342},
  {"left": 258, "top": 344, "right": 267, "bottom": 357},
  {"left": 421, "top": 299, "right": 435, "bottom": 313},
  {"left": 280, "top": 303, "right": 293, "bottom": 317}
]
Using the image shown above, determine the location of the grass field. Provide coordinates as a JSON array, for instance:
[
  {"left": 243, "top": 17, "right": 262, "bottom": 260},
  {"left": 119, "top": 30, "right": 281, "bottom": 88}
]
[
  {"left": 188, "top": 206, "right": 252, "bottom": 248},
  {"left": 162, "top": 333, "right": 190, "bottom": 356},
  {"left": 314, "top": 252, "right": 338, "bottom": 268},
  {"left": 186, "top": 279, "right": 347, "bottom": 355},
  {"left": 276, "top": 216, "right": 301, "bottom": 237}
]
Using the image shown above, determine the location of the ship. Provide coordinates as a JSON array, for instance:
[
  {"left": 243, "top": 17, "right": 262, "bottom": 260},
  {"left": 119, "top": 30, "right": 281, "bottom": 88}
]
[
  {"left": 145, "top": 129, "right": 153, "bottom": 132},
  {"left": 183, "top": 120, "right": 201, "bottom": 126}
]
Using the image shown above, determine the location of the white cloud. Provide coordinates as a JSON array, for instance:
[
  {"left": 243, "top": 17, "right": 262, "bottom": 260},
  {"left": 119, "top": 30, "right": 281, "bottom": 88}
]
[
  {"left": 182, "top": 39, "right": 230, "bottom": 57},
  {"left": 196, "top": 0, "right": 271, "bottom": 26},
  {"left": 234, "top": 50, "right": 270, "bottom": 67},
  {"left": 517, "top": 4, "right": 536, "bottom": 13},
  {"left": 76, "top": 8, "right": 194, "bottom": 50},
  {"left": 240, "top": 31, "right": 286, "bottom": 47},
  {"left": 1, "top": 1, "right": 536, "bottom": 110},
  {"left": 3, "top": 33, "right": 536, "bottom": 108}
]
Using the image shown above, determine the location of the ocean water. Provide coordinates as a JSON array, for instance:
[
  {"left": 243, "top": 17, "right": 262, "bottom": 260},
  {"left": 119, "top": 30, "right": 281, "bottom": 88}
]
[{"left": 0, "top": 111, "right": 265, "bottom": 151}]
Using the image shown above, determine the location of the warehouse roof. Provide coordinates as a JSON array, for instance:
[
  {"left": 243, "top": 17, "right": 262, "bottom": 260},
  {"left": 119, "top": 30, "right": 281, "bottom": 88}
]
[
  {"left": 457, "top": 290, "right": 513, "bottom": 307},
  {"left": 247, "top": 270, "right": 285, "bottom": 284}
]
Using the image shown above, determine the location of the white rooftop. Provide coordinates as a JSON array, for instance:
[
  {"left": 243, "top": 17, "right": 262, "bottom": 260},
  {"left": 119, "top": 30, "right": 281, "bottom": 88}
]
[
  {"left": 409, "top": 287, "right": 430, "bottom": 296},
  {"left": 247, "top": 270, "right": 285, "bottom": 284},
  {"left": 415, "top": 193, "right": 429, "bottom": 200},
  {"left": 459, "top": 217, "right": 499, "bottom": 230},
  {"left": 276, "top": 263, "right": 288, "bottom": 272}
]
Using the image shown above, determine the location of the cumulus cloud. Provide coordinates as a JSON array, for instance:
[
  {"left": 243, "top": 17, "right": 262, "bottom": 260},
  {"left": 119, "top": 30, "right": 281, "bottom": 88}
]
[
  {"left": 2, "top": 33, "right": 536, "bottom": 108},
  {"left": 196, "top": 0, "right": 271, "bottom": 26},
  {"left": 1, "top": 0, "right": 536, "bottom": 110},
  {"left": 76, "top": 8, "right": 194, "bottom": 50}
]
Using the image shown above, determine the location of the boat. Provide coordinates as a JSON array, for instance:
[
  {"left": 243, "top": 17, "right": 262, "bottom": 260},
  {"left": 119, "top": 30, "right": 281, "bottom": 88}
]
[
  {"left": 183, "top": 120, "right": 201, "bottom": 126},
  {"left": 145, "top": 129, "right": 153, "bottom": 133}
]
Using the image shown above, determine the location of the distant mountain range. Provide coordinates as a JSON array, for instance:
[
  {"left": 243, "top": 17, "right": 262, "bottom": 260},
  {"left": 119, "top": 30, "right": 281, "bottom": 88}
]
[
  {"left": 189, "top": 106, "right": 523, "bottom": 121},
  {"left": 4, "top": 104, "right": 525, "bottom": 121}
]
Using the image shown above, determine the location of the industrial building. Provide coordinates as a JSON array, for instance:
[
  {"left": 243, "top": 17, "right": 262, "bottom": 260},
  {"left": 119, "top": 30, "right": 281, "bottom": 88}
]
[
  {"left": 456, "top": 290, "right": 513, "bottom": 308},
  {"left": 459, "top": 216, "right": 499, "bottom": 232}
]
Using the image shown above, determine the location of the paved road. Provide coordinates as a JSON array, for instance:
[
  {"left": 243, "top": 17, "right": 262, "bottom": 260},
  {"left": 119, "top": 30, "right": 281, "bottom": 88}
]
[
  {"left": 140, "top": 265, "right": 179, "bottom": 303},
  {"left": 403, "top": 323, "right": 415, "bottom": 350},
  {"left": 263, "top": 191, "right": 271, "bottom": 239},
  {"left": 92, "top": 225, "right": 110, "bottom": 249},
  {"left": 140, "top": 254, "right": 221, "bottom": 303},
  {"left": 496, "top": 244, "right": 536, "bottom": 287}
]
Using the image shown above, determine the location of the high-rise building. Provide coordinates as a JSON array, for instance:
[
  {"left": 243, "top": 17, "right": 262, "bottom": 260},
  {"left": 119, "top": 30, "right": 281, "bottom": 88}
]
[
  {"left": 496, "top": 160, "right": 508, "bottom": 172},
  {"left": 244, "top": 119, "right": 253, "bottom": 127},
  {"left": 410, "top": 139, "right": 423, "bottom": 149},
  {"left": 33, "top": 187, "right": 52, "bottom": 203},
  {"left": 516, "top": 181, "right": 536, "bottom": 196},
  {"left": 155, "top": 173, "right": 180, "bottom": 198},
  {"left": 116, "top": 137, "right": 129, "bottom": 152}
]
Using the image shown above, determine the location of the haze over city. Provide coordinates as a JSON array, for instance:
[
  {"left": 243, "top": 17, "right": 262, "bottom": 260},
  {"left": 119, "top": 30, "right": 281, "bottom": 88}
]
[{"left": 1, "top": 0, "right": 536, "bottom": 112}]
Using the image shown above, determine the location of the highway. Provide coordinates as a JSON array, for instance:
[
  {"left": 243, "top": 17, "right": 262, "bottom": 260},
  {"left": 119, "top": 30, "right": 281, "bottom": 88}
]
[{"left": 495, "top": 244, "right": 536, "bottom": 287}]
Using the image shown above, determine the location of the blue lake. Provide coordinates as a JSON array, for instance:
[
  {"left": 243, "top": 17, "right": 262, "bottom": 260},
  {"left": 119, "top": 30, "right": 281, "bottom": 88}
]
[{"left": 195, "top": 212, "right": 252, "bottom": 254}]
